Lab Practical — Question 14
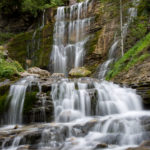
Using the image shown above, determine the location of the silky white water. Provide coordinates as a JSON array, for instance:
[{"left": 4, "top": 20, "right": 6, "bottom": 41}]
[
  {"left": 50, "top": 0, "right": 91, "bottom": 75},
  {"left": 6, "top": 76, "right": 35, "bottom": 125},
  {"left": 37, "top": 79, "right": 150, "bottom": 150}
]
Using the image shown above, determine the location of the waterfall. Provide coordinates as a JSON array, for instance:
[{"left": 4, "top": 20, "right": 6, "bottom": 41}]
[
  {"left": 6, "top": 76, "right": 35, "bottom": 125},
  {"left": 51, "top": 80, "right": 91, "bottom": 122},
  {"left": 51, "top": 80, "right": 142, "bottom": 123},
  {"left": 50, "top": 0, "right": 91, "bottom": 75},
  {"left": 99, "top": 0, "right": 140, "bottom": 80},
  {"left": 1, "top": 0, "right": 150, "bottom": 150}
]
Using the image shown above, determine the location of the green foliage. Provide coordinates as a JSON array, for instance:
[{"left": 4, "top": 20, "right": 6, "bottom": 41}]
[
  {"left": 12, "top": 61, "right": 24, "bottom": 72},
  {"left": 125, "top": 16, "right": 149, "bottom": 50},
  {"left": 138, "top": 0, "right": 150, "bottom": 16},
  {"left": 0, "top": 51, "right": 24, "bottom": 78},
  {"left": 22, "top": 0, "right": 46, "bottom": 17},
  {"left": 0, "top": 0, "right": 21, "bottom": 16},
  {"left": 131, "top": 18, "right": 148, "bottom": 39},
  {"left": 21, "top": 0, "right": 64, "bottom": 17},
  {"left": 50, "top": 0, "right": 64, "bottom": 7},
  {"left": 106, "top": 33, "right": 150, "bottom": 80},
  {"left": 0, "top": 32, "right": 15, "bottom": 45},
  {"left": 0, "top": 0, "right": 64, "bottom": 17}
]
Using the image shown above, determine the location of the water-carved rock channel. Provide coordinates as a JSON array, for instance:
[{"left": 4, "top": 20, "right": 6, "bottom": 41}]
[{"left": 1, "top": 0, "right": 150, "bottom": 150}]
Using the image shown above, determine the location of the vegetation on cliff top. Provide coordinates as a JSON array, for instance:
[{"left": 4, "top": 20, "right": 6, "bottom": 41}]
[{"left": 0, "top": 0, "right": 65, "bottom": 17}]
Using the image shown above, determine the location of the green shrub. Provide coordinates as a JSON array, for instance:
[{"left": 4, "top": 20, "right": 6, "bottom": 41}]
[
  {"left": 0, "top": 52, "right": 24, "bottom": 78},
  {"left": 0, "top": 0, "right": 64, "bottom": 17}
]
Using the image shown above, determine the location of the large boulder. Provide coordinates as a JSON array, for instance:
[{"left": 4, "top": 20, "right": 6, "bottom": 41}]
[
  {"left": 21, "top": 67, "right": 51, "bottom": 78},
  {"left": 69, "top": 67, "right": 91, "bottom": 77}
]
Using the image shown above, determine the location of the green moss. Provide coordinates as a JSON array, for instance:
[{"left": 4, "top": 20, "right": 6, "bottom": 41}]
[
  {"left": 69, "top": 67, "right": 92, "bottom": 77},
  {"left": 106, "top": 33, "right": 150, "bottom": 80},
  {"left": 86, "top": 63, "right": 99, "bottom": 74},
  {"left": 7, "top": 32, "right": 33, "bottom": 68},
  {"left": 23, "top": 92, "right": 38, "bottom": 113},
  {"left": 7, "top": 21, "right": 54, "bottom": 69},
  {"left": 34, "top": 23, "right": 54, "bottom": 69},
  {"left": 0, "top": 92, "right": 9, "bottom": 113},
  {"left": 86, "top": 30, "right": 101, "bottom": 55}
]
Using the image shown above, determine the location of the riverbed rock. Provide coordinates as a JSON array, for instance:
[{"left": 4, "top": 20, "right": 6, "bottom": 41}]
[
  {"left": 27, "top": 67, "right": 51, "bottom": 77},
  {"left": 69, "top": 67, "right": 91, "bottom": 77},
  {"left": 51, "top": 73, "right": 65, "bottom": 78},
  {"left": 127, "top": 147, "right": 150, "bottom": 150}
]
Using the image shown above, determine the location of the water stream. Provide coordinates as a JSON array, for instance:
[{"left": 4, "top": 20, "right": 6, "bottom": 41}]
[{"left": 5, "top": 76, "right": 35, "bottom": 125}]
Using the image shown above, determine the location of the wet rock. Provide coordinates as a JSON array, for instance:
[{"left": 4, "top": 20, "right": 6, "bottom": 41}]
[
  {"left": 22, "top": 131, "right": 42, "bottom": 145},
  {"left": 20, "top": 71, "right": 40, "bottom": 78},
  {"left": 95, "top": 143, "right": 108, "bottom": 149},
  {"left": 129, "top": 82, "right": 150, "bottom": 109},
  {"left": 51, "top": 73, "right": 65, "bottom": 78},
  {"left": 72, "top": 119, "right": 98, "bottom": 137},
  {"left": 140, "top": 140, "right": 150, "bottom": 147},
  {"left": 14, "top": 125, "right": 19, "bottom": 129},
  {"left": 69, "top": 67, "right": 92, "bottom": 77},
  {"left": 127, "top": 147, "right": 150, "bottom": 150}
]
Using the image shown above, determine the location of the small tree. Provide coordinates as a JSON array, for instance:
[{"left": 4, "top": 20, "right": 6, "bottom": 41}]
[{"left": 120, "top": 0, "right": 124, "bottom": 56}]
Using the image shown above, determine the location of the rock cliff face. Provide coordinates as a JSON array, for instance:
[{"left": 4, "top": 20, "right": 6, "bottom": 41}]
[
  {"left": 5, "top": 8, "right": 56, "bottom": 70},
  {"left": 4, "top": 0, "right": 123, "bottom": 75}
]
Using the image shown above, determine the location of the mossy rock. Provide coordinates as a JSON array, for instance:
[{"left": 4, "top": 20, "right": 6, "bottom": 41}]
[
  {"left": 0, "top": 84, "right": 10, "bottom": 114},
  {"left": 7, "top": 21, "right": 54, "bottom": 70},
  {"left": 23, "top": 92, "right": 38, "bottom": 113},
  {"left": 0, "top": 84, "right": 10, "bottom": 95},
  {"left": 0, "top": 92, "right": 9, "bottom": 113},
  {"left": 85, "top": 30, "right": 101, "bottom": 55},
  {"left": 69, "top": 67, "right": 91, "bottom": 77},
  {"left": 0, "top": 46, "right": 5, "bottom": 51}
]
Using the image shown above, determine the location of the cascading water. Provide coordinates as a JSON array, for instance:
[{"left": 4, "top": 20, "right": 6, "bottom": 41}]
[
  {"left": 51, "top": 79, "right": 91, "bottom": 122},
  {"left": 99, "top": 0, "right": 140, "bottom": 80},
  {"left": 5, "top": 76, "right": 35, "bottom": 125},
  {"left": 37, "top": 79, "right": 150, "bottom": 150},
  {"left": 50, "top": 0, "right": 92, "bottom": 75}
]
